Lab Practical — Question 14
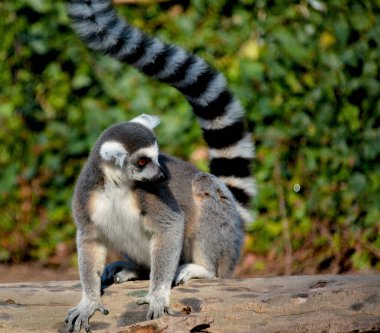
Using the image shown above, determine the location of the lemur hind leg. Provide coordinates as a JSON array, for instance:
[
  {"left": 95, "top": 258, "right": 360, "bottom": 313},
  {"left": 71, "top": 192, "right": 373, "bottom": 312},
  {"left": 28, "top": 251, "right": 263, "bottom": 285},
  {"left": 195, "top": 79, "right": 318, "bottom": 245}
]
[
  {"left": 101, "top": 258, "right": 149, "bottom": 292},
  {"left": 174, "top": 173, "right": 244, "bottom": 286},
  {"left": 174, "top": 263, "right": 215, "bottom": 285}
]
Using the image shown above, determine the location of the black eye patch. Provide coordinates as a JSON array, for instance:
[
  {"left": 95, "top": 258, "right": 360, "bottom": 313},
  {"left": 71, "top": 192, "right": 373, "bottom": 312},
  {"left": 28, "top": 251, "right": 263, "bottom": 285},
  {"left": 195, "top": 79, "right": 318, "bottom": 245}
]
[{"left": 137, "top": 157, "right": 151, "bottom": 167}]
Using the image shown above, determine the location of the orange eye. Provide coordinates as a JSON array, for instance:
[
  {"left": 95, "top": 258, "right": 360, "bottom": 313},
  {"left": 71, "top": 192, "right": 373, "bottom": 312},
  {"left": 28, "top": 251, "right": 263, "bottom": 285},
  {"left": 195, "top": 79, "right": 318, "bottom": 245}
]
[{"left": 137, "top": 157, "right": 150, "bottom": 167}]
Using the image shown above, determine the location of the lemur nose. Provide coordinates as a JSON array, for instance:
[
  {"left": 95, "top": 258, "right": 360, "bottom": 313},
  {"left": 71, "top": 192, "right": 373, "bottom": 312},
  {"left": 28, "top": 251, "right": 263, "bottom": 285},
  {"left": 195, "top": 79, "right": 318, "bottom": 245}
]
[{"left": 156, "top": 168, "right": 167, "bottom": 182}]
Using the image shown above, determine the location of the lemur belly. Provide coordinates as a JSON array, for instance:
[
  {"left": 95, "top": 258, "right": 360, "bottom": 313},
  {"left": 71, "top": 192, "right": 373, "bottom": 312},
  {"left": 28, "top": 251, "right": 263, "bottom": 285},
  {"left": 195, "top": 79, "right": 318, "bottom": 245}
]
[{"left": 89, "top": 185, "right": 151, "bottom": 267}]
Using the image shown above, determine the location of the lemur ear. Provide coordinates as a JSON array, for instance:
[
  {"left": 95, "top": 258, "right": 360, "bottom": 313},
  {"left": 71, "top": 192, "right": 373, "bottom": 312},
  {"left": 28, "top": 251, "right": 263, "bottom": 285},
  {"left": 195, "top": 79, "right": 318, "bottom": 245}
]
[
  {"left": 130, "top": 114, "right": 160, "bottom": 130},
  {"left": 100, "top": 141, "right": 128, "bottom": 168}
]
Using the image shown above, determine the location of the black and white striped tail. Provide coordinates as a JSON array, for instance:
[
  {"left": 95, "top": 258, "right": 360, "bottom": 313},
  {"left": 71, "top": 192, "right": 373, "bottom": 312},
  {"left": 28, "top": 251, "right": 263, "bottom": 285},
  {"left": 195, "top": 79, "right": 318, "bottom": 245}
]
[{"left": 67, "top": 0, "right": 256, "bottom": 222}]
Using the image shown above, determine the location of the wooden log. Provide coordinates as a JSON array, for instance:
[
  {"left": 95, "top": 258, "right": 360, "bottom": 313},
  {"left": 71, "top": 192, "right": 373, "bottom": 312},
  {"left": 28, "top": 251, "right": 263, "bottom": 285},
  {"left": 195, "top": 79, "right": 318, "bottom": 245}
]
[{"left": 0, "top": 274, "right": 379, "bottom": 333}]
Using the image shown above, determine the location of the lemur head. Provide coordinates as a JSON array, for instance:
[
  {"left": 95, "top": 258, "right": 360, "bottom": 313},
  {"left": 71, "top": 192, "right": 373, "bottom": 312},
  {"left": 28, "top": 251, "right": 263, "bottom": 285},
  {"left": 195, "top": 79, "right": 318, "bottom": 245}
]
[{"left": 98, "top": 114, "right": 165, "bottom": 183}]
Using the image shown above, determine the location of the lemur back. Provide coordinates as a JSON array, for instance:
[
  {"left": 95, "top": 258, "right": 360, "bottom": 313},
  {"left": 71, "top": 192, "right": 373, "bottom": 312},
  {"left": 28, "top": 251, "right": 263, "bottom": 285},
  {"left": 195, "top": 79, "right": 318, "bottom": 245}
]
[{"left": 67, "top": 0, "right": 256, "bottom": 221}]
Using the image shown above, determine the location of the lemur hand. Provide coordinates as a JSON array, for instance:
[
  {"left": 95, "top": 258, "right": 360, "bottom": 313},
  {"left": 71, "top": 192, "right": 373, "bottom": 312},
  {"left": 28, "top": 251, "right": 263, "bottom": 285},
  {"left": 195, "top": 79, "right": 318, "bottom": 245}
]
[
  {"left": 137, "top": 294, "right": 173, "bottom": 320},
  {"left": 65, "top": 297, "right": 108, "bottom": 332}
]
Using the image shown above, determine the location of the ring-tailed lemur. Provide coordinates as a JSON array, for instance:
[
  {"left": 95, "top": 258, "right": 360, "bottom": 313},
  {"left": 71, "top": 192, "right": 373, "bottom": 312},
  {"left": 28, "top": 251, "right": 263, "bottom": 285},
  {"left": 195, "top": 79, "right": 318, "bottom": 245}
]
[{"left": 66, "top": 0, "right": 256, "bottom": 331}]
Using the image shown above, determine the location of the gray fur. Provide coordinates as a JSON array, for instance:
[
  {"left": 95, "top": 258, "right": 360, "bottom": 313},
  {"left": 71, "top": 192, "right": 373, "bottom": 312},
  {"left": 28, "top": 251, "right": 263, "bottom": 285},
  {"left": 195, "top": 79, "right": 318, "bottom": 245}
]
[
  {"left": 66, "top": 116, "right": 243, "bottom": 331},
  {"left": 67, "top": 0, "right": 256, "bottom": 222}
]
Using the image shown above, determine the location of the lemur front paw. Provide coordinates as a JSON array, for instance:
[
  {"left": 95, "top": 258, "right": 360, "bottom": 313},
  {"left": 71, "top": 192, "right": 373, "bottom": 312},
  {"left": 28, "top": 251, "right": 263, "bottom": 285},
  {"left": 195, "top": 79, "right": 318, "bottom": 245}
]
[
  {"left": 65, "top": 298, "right": 108, "bottom": 332},
  {"left": 137, "top": 294, "right": 173, "bottom": 320}
]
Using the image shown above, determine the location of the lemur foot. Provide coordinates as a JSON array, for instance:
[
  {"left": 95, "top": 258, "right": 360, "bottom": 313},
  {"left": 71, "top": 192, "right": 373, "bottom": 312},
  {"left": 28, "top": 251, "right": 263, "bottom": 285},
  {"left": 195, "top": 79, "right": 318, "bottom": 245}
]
[
  {"left": 101, "top": 261, "right": 138, "bottom": 292},
  {"left": 65, "top": 297, "right": 108, "bottom": 332},
  {"left": 137, "top": 294, "right": 173, "bottom": 320},
  {"left": 174, "top": 263, "right": 215, "bottom": 286}
]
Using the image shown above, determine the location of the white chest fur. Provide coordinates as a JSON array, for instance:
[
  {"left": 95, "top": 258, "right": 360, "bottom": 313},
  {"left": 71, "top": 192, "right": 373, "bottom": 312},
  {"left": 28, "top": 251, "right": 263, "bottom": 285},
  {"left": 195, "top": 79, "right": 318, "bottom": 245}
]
[{"left": 89, "top": 167, "right": 151, "bottom": 267}]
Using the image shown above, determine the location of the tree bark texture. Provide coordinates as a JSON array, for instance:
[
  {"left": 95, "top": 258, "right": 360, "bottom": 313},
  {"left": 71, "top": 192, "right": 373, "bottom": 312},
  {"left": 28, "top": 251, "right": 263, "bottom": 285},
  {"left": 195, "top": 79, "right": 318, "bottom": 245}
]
[{"left": 0, "top": 274, "right": 379, "bottom": 332}]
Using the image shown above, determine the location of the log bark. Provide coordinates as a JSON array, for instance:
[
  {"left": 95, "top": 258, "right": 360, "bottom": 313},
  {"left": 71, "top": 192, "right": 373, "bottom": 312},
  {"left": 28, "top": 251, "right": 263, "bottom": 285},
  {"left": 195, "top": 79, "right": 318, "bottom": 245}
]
[{"left": 0, "top": 274, "right": 379, "bottom": 333}]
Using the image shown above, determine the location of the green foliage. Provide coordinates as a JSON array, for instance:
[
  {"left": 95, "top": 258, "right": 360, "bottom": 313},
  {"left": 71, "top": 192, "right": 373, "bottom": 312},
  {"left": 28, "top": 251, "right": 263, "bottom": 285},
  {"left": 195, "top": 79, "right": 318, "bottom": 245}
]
[{"left": 0, "top": 0, "right": 379, "bottom": 273}]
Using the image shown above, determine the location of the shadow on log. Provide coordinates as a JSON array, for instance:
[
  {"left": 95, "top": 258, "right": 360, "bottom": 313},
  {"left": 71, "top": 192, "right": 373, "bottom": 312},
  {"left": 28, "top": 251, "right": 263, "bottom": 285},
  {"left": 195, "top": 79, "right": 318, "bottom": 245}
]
[{"left": 0, "top": 274, "right": 379, "bottom": 332}]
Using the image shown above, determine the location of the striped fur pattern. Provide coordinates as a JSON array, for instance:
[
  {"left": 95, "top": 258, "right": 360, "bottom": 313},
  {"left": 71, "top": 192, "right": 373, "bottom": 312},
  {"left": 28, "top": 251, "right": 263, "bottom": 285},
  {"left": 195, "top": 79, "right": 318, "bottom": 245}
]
[{"left": 67, "top": 0, "right": 256, "bottom": 221}]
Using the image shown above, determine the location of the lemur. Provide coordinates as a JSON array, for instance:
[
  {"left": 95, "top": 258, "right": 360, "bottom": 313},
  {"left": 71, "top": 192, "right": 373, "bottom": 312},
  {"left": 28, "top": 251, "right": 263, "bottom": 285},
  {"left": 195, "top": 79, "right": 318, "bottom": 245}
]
[{"left": 66, "top": 0, "right": 256, "bottom": 331}]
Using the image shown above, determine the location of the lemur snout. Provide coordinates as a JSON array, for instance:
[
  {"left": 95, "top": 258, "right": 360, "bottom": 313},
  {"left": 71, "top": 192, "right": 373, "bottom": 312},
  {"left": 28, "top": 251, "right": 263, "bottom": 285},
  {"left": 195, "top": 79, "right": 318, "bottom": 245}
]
[{"left": 151, "top": 166, "right": 167, "bottom": 182}]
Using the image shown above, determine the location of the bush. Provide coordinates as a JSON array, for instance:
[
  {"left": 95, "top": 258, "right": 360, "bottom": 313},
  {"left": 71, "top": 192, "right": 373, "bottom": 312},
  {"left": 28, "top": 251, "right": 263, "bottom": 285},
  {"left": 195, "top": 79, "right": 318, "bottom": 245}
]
[{"left": 0, "top": 0, "right": 379, "bottom": 273}]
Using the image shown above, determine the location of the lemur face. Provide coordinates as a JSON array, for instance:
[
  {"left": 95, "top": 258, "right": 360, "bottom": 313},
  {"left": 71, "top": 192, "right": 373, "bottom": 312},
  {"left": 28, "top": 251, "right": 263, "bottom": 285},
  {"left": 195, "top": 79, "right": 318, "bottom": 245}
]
[
  {"left": 99, "top": 139, "right": 165, "bottom": 182},
  {"left": 127, "top": 141, "right": 165, "bottom": 182},
  {"left": 98, "top": 114, "right": 165, "bottom": 183}
]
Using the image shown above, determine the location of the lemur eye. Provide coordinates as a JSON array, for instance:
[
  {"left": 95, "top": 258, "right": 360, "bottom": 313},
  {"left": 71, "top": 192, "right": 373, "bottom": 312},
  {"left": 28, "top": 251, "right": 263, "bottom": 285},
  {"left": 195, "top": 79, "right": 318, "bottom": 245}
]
[{"left": 137, "top": 157, "right": 151, "bottom": 167}]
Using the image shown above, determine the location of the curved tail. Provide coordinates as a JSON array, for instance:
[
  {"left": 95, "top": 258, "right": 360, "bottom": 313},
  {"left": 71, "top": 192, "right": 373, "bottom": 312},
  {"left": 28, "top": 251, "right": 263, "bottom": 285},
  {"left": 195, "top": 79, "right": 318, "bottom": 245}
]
[{"left": 67, "top": 0, "right": 256, "bottom": 222}]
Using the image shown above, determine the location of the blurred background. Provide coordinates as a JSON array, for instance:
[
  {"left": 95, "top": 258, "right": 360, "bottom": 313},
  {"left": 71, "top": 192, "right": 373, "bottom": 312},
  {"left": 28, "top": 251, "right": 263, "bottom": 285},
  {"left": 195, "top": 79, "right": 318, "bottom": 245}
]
[{"left": 0, "top": 0, "right": 379, "bottom": 282}]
